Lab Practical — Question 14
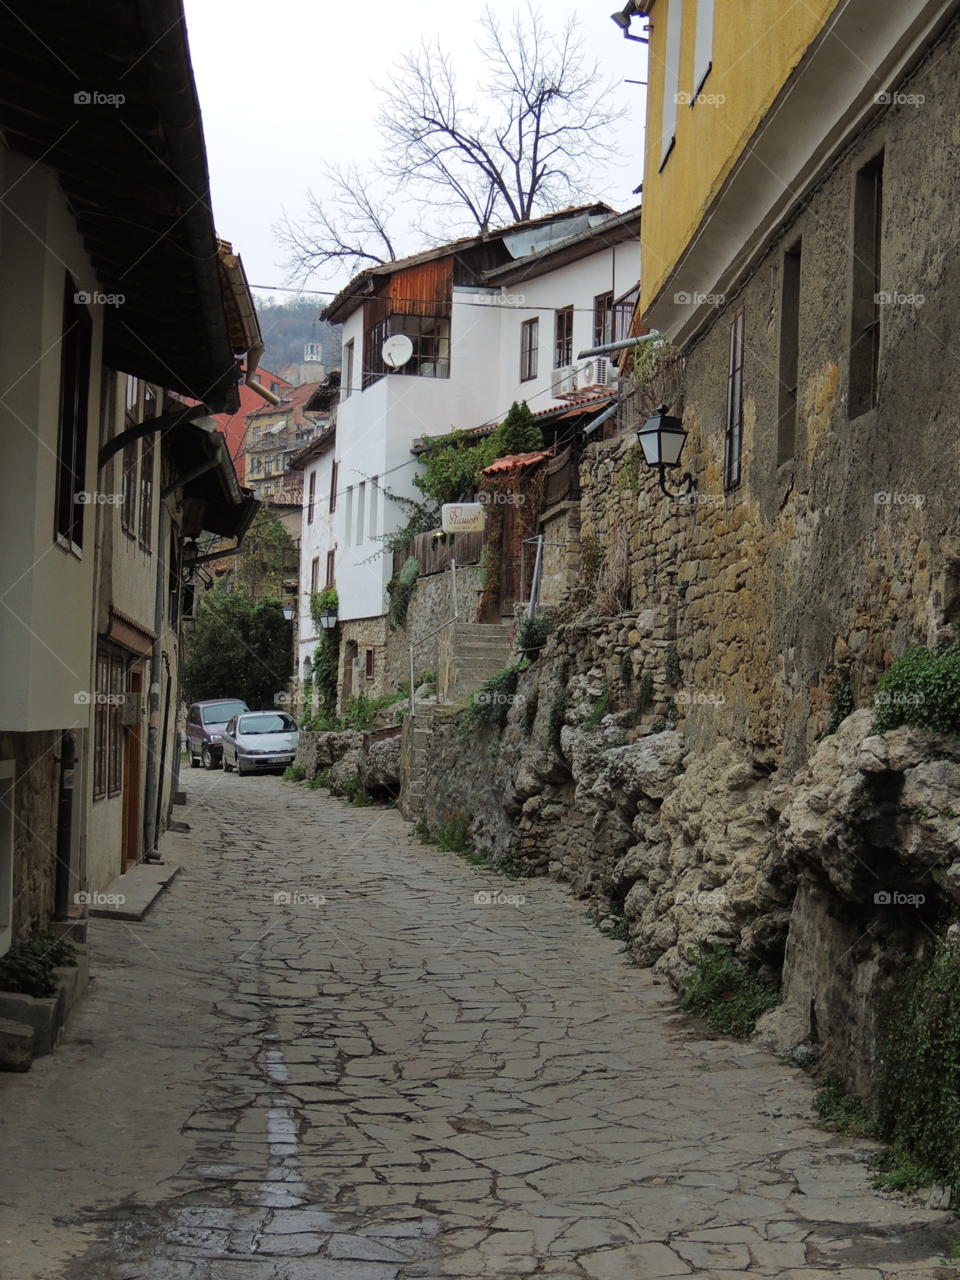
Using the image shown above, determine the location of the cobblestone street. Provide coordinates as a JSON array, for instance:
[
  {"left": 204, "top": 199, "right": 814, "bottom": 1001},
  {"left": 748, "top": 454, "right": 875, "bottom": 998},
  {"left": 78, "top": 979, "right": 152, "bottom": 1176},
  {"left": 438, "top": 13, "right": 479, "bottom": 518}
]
[{"left": 0, "top": 777, "right": 953, "bottom": 1280}]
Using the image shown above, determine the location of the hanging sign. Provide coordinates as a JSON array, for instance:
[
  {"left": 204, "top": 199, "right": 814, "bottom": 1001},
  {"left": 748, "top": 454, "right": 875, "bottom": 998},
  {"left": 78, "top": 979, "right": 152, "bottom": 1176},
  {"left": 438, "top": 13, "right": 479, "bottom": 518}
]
[{"left": 441, "top": 503, "right": 485, "bottom": 534}]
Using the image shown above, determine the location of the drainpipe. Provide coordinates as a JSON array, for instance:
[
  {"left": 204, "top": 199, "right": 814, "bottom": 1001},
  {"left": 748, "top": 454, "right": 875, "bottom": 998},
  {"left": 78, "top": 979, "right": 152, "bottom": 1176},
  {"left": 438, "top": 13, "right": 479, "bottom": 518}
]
[
  {"left": 245, "top": 341, "right": 282, "bottom": 406},
  {"left": 143, "top": 499, "right": 167, "bottom": 862},
  {"left": 54, "top": 729, "right": 77, "bottom": 918}
]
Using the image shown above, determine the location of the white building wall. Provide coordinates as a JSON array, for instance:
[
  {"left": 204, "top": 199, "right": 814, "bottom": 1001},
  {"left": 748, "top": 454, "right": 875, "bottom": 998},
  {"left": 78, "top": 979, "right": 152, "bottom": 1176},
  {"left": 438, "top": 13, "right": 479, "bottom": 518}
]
[
  {"left": 0, "top": 148, "right": 104, "bottom": 735},
  {"left": 297, "top": 443, "right": 337, "bottom": 676},
  {"left": 331, "top": 234, "right": 642, "bottom": 625}
]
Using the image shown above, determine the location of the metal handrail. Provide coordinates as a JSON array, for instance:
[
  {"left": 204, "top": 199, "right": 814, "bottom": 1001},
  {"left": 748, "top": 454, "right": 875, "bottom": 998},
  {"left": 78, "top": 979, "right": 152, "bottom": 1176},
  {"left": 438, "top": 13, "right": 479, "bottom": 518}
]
[{"left": 408, "top": 559, "right": 458, "bottom": 719}]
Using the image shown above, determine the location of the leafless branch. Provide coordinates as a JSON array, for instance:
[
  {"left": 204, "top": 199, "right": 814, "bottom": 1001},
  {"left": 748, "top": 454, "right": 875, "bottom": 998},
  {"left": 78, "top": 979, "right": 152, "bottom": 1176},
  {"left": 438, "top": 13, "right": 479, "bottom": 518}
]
[{"left": 273, "top": 163, "right": 399, "bottom": 284}]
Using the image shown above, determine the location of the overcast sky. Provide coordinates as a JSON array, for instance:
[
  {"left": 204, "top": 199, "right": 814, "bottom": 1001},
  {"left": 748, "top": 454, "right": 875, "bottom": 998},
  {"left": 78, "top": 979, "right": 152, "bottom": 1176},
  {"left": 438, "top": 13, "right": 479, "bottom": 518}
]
[{"left": 185, "top": 0, "right": 648, "bottom": 305}]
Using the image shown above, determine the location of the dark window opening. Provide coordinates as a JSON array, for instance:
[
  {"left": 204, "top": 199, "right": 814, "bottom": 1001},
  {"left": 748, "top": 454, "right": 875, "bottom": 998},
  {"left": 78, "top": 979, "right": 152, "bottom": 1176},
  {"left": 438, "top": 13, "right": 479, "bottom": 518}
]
[
  {"left": 778, "top": 241, "right": 802, "bottom": 465},
  {"left": 326, "top": 549, "right": 336, "bottom": 587},
  {"left": 554, "top": 306, "right": 574, "bottom": 368},
  {"left": 849, "top": 153, "right": 884, "bottom": 418},
  {"left": 310, "top": 556, "right": 320, "bottom": 594},
  {"left": 724, "top": 309, "right": 745, "bottom": 490},
  {"left": 520, "top": 318, "right": 539, "bottom": 382},
  {"left": 307, "top": 470, "right": 316, "bottom": 524},
  {"left": 365, "top": 648, "right": 374, "bottom": 679},
  {"left": 329, "top": 460, "right": 338, "bottom": 513},
  {"left": 364, "top": 314, "right": 451, "bottom": 387},
  {"left": 138, "top": 435, "right": 154, "bottom": 550},
  {"left": 594, "top": 292, "right": 614, "bottom": 348},
  {"left": 54, "top": 275, "right": 92, "bottom": 554}
]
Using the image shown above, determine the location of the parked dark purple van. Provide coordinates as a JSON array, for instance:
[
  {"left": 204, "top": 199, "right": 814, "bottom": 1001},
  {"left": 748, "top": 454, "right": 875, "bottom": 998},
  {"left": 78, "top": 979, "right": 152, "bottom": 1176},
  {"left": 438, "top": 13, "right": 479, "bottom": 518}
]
[{"left": 185, "top": 699, "right": 249, "bottom": 769}]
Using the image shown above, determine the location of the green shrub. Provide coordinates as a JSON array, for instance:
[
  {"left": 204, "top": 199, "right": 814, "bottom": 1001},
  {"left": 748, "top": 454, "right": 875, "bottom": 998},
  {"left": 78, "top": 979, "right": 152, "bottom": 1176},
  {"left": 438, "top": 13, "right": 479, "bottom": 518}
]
[
  {"left": 620, "top": 650, "right": 633, "bottom": 686},
  {"left": 460, "top": 664, "right": 524, "bottom": 736},
  {"left": 680, "top": 940, "right": 781, "bottom": 1038},
  {"left": 342, "top": 776, "right": 371, "bottom": 806},
  {"left": 548, "top": 686, "right": 568, "bottom": 755},
  {"left": 583, "top": 683, "right": 610, "bottom": 730},
  {"left": 283, "top": 764, "right": 307, "bottom": 782},
  {"left": 814, "top": 1078, "right": 876, "bottom": 1138},
  {"left": 665, "top": 642, "right": 682, "bottom": 686},
  {"left": 517, "top": 613, "right": 555, "bottom": 661},
  {"left": 522, "top": 690, "right": 539, "bottom": 733},
  {"left": 387, "top": 556, "right": 419, "bottom": 630},
  {"left": 871, "top": 642, "right": 960, "bottom": 735},
  {"left": 307, "top": 768, "right": 330, "bottom": 790},
  {"left": 823, "top": 675, "right": 855, "bottom": 737},
  {"left": 637, "top": 672, "right": 654, "bottom": 709},
  {"left": 0, "top": 930, "right": 76, "bottom": 998}
]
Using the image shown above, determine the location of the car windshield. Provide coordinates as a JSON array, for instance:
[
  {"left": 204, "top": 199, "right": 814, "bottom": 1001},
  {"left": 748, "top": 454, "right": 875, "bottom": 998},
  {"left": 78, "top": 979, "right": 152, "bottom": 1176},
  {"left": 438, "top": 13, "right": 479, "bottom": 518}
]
[
  {"left": 238, "top": 714, "right": 297, "bottom": 735},
  {"left": 203, "top": 702, "right": 247, "bottom": 725}
]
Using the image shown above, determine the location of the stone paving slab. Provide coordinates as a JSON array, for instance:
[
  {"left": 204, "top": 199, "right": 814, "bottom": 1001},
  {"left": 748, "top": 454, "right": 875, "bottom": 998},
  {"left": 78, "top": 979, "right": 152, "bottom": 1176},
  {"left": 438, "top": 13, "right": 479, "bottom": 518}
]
[{"left": 0, "top": 774, "right": 956, "bottom": 1279}]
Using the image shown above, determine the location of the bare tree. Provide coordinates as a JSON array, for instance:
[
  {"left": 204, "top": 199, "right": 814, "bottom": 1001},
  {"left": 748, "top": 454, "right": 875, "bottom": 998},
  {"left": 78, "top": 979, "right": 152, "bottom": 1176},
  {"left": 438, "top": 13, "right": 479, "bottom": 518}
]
[
  {"left": 275, "top": 163, "right": 400, "bottom": 285},
  {"left": 277, "top": 4, "right": 620, "bottom": 284}
]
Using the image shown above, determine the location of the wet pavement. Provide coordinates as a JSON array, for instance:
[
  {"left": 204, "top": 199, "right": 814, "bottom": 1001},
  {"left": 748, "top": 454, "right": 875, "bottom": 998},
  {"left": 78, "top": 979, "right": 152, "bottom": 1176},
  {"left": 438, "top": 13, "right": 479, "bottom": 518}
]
[{"left": 0, "top": 773, "right": 954, "bottom": 1279}]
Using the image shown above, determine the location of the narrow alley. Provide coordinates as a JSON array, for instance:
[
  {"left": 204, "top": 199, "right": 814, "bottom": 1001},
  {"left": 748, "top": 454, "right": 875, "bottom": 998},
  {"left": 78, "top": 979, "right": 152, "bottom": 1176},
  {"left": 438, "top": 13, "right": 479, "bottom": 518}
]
[{"left": 0, "top": 780, "right": 950, "bottom": 1280}]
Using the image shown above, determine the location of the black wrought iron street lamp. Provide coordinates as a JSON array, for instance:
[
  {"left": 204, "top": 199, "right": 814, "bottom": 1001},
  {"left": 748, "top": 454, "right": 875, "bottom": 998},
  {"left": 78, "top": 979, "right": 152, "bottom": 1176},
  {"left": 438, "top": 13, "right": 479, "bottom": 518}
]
[
  {"left": 636, "top": 404, "right": 697, "bottom": 502},
  {"left": 282, "top": 602, "right": 295, "bottom": 622},
  {"left": 318, "top": 606, "right": 338, "bottom": 631}
]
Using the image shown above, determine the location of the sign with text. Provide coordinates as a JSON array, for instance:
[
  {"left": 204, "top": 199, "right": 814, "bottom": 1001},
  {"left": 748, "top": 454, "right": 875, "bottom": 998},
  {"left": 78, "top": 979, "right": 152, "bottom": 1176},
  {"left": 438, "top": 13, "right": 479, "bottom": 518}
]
[{"left": 441, "top": 503, "right": 485, "bottom": 534}]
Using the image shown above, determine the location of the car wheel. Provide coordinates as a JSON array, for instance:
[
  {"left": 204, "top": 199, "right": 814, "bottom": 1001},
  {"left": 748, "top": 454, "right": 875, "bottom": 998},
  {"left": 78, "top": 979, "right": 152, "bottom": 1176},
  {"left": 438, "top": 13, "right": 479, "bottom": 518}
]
[
  {"left": 237, "top": 760, "right": 248, "bottom": 777},
  {"left": 201, "top": 745, "right": 219, "bottom": 771},
  {"left": 189, "top": 748, "right": 200, "bottom": 769},
  {"left": 223, "top": 753, "right": 234, "bottom": 773}
]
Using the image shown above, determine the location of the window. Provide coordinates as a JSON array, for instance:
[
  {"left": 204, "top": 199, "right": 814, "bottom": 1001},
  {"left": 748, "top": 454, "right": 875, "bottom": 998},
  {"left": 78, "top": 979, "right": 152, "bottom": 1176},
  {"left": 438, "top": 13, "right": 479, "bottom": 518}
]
[
  {"left": 329, "top": 460, "right": 338, "bottom": 513},
  {"left": 778, "top": 241, "right": 802, "bottom": 465},
  {"left": 124, "top": 376, "right": 140, "bottom": 421},
  {"left": 364, "top": 314, "right": 451, "bottom": 385},
  {"left": 54, "top": 276, "right": 92, "bottom": 554},
  {"left": 849, "top": 153, "right": 884, "bottom": 418},
  {"left": 365, "top": 649, "right": 374, "bottom": 679},
  {"left": 693, "top": 0, "right": 715, "bottom": 96},
  {"left": 138, "top": 435, "right": 154, "bottom": 549},
  {"left": 121, "top": 436, "right": 138, "bottom": 534},
  {"left": 311, "top": 556, "right": 320, "bottom": 594},
  {"left": 93, "top": 654, "right": 123, "bottom": 800},
  {"left": 345, "top": 486, "right": 353, "bottom": 538},
  {"left": 593, "top": 293, "right": 613, "bottom": 349},
  {"left": 250, "top": 456, "right": 262, "bottom": 477},
  {"left": 356, "top": 482, "right": 365, "bottom": 546},
  {"left": 369, "top": 477, "right": 378, "bottom": 538},
  {"left": 252, "top": 426, "right": 261, "bottom": 445},
  {"left": 344, "top": 339, "right": 354, "bottom": 399},
  {"left": 554, "top": 307, "right": 574, "bottom": 368},
  {"left": 307, "top": 470, "right": 316, "bottom": 524},
  {"left": 520, "top": 318, "right": 539, "bottom": 382},
  {"left": 660, "top": 0, "right": 683, "bottom": 169},
  {"left": 724, "top": 309, "right": 745, "bottom": 490},
  {"left": 326, "top": 549, "right": 336, "bottom": 587}
]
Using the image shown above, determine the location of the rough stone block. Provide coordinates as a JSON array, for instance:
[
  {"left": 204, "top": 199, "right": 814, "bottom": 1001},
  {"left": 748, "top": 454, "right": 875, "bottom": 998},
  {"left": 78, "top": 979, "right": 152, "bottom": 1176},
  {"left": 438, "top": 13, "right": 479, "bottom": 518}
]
[{"left": 0, "top": 1017, "right": 34, "bottom": 1071}]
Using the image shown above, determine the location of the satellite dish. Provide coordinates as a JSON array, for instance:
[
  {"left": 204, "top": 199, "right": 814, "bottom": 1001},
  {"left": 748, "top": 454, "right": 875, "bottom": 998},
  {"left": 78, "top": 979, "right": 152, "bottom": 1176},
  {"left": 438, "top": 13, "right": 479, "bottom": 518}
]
[{"left": 382, "top": 334, "right": 414, "bottom": 369}]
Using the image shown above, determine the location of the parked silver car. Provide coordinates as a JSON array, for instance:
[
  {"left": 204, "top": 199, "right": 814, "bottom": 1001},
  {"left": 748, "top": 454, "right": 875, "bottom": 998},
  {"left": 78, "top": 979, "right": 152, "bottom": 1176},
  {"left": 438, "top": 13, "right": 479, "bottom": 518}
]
[{"left": 222, "top": 711, "right": 300, "bottom": 776}]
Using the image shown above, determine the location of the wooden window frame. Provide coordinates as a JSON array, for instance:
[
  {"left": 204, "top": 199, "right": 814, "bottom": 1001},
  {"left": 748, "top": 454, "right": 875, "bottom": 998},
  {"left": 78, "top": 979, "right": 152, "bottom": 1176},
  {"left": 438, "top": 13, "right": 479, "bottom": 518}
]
[
  {"left": 554, "top": 306, "right": 574, "bottom": 369},
  {"left": 325, "top": 549, "right": 336, "bottom": 588},
  {"left": 54, "top": 275, "right": 93, "bottom": 556},
  {"left": 724, "top": 308, "right": 745, "bottom": 490},
  {"left": 138, "top": 435, "right": 154, "bottom": 551},
  {"left": 310, "top": 556, "right": 320, "bottom": 595},
  {"left": 93, "top": 653, "right": 109, "bottom": 800},
  {"left": 520, "top": 317, "right": 539, "bottom": 382},
  {"left": 307, "top": 470, "right": 316, "bottom": 524},
  {"left": 593, "top": 293, "right": 614, "bottom": 349},
  {"left": 849, "top": 153, "right": 884, "bottom": 419},
  {"left": 107, "top": 656, "right": 123, "bottom": 797},
  {"left": 343, "top": 339, "right": 354, "bottom": 399},
  {"left": 329, "top": 460, "right": 338, "bottom": 513},
  {"left": 365, "top": 648, "right": 375, "bottom": 679}
]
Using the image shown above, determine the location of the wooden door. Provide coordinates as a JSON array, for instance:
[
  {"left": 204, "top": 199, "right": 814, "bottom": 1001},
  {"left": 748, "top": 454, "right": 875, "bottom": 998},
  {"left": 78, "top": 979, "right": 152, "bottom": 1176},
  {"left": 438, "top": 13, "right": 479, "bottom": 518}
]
[{"left": 121, "top": 670, "right": 143, "bottom": 871}]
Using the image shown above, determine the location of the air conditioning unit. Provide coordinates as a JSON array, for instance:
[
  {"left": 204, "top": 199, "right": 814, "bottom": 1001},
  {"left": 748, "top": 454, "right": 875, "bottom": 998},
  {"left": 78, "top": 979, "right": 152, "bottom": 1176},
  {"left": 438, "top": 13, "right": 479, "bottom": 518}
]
[{"left": 552, "top": 367, "right": 578, "bottom": 398}]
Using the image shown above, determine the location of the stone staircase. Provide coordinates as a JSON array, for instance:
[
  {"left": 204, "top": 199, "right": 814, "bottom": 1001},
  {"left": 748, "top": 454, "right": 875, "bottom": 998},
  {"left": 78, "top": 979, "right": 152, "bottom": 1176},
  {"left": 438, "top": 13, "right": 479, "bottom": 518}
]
[
  {"left": 401, "top": 621, "right": 516, "bottom": 819},
  {"left": 438, "top": 620, "right": 516, "bottom": 703}
]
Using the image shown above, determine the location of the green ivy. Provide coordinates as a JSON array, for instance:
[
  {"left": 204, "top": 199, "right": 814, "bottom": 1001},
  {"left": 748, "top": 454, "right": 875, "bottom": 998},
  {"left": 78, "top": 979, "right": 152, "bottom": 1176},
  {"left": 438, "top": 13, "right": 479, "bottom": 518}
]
[
  {"left": 387, "top": 557, "right": 419, "bottom": 630},
  {"left": 516, "top": 612, "right": 555, "bottom": 661},
  {"left": 637, "top": 672, "right": 654, "bottom": 709},
  {"left": 665, "top": 643, "right": 682, "bottom": 685},
  {"left": 460, "top": 663, "right": 525, "bottom": 736},
  {"left": 823, "top": 675, "right": 855, "bottom": 737},
  {"left": 620, "top": 650, "right": 633, "bottom": 686},
  {"left": 871, "top": 642, "right": 960, "bottom": 735}
]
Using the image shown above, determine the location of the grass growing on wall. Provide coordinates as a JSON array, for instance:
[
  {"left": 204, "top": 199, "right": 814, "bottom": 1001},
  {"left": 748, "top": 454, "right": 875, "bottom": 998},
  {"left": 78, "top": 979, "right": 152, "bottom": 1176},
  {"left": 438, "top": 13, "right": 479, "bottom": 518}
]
[
  {"left": 874, "top": 934, "right": 960, "bottom": 1189},
  {"left": 680, "top": 940, "right": 781, "bottom": 1038}
]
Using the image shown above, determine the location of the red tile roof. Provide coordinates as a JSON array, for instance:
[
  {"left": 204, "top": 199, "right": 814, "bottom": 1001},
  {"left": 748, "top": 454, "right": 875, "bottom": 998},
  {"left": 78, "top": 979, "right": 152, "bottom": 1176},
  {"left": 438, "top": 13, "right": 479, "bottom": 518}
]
[{"left": 480, "top": 450, "right": 554, "bottom": 475}]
